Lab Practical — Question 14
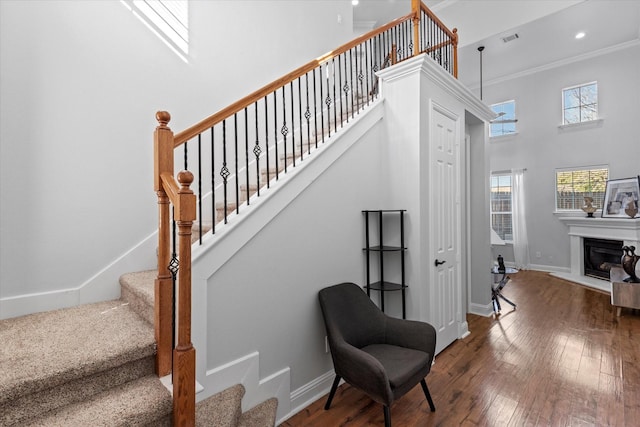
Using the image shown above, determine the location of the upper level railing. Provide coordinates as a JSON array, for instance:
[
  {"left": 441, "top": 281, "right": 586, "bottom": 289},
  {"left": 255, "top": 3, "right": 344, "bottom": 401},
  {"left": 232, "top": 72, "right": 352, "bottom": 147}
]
[{"left": 153, "top": 2, "right": 457, "bottom": 424}]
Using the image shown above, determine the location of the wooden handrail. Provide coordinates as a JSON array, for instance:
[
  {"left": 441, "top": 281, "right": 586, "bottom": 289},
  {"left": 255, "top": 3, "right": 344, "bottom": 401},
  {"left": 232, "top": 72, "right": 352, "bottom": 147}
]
[
  {"left": 419, "top": 2, "right": 456, "bottom": 39},
  {"left": 425, "top": 38, "right": 455, "bottom": 54},
  {"left": 173, "top": 11, "right": 415, "bottom": 146},
  {"left": 174, "top": 3, "right": 458, "bottom": 146}
]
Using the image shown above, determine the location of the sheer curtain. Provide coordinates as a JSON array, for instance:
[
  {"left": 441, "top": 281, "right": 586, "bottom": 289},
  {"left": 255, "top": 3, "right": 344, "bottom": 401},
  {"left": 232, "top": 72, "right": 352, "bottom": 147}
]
[{"left": 512, "top": 169, "right": 530, "bottom": 269}]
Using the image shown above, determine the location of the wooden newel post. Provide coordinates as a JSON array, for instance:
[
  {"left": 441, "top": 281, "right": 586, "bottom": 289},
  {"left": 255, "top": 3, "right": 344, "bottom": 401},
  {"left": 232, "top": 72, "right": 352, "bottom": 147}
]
[
  {"left": 452, "top": 28, "right": 459, "bottom": 78},
  {"left": 154, "top": 111, "right": 174, "bottom": 377},
  {"left": 412, "top": 0, "right": 421, "bottom": 56},
  {"left": 173, "top": 170, "right": 196, "bottom": 427}
]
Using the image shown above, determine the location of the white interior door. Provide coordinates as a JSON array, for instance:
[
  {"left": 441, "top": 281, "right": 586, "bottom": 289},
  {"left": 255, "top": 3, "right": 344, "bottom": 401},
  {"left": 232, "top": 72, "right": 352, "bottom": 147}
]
[{"left": 430, "top": 105, "right": 461, "bottom": 353}]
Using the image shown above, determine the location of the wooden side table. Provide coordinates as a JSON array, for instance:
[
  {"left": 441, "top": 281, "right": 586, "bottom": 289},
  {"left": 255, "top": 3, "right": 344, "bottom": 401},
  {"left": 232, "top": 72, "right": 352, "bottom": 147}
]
[{"left": 610, "top": 266, "right": 640, "bottom": 316}]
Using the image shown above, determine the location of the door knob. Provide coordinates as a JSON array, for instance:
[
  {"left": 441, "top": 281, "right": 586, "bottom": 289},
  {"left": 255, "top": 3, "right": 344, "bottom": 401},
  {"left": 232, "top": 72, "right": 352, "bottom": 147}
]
[{"left": 434, "top": 259, "right": 446, "bottom": 266}]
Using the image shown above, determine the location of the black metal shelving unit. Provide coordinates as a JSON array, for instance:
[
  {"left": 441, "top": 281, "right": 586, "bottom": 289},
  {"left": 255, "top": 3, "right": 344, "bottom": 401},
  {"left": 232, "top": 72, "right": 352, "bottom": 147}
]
[{"left": 362, "top": 209, "right": 407, "bottom": 318}]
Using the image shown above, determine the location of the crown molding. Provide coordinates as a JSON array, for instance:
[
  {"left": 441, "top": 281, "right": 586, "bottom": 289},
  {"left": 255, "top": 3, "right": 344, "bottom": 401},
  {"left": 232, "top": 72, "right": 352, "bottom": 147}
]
[{"left": 472, "top": 38, "right": 640, "bottom": 90}]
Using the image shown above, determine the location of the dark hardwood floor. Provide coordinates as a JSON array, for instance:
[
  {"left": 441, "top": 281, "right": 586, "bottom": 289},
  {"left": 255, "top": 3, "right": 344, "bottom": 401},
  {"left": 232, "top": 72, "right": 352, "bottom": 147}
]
[{"left": 281, "top": 270, "right": 640, "bottom": 426}]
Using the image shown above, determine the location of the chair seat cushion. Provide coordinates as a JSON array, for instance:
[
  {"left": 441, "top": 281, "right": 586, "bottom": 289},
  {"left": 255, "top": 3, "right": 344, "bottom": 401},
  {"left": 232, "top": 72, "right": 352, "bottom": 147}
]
[{"left": 360, "top": 344, "right": 430, "bottom": 390}]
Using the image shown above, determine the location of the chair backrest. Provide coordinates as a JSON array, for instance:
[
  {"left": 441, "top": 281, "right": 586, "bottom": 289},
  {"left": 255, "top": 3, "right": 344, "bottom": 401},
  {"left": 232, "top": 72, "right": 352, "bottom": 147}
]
[{"left": 318, "top": 283, "right": 387, "bottom": 350}]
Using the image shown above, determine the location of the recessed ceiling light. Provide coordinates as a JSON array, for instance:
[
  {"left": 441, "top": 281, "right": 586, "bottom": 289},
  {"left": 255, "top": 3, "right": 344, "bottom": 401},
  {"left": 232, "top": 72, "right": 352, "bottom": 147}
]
[
  {"left": 575, "top": 32, "right": 586, "bottom": 39},
  {"left": 352, "top": 0, "right": 359, "bottom": 5}
]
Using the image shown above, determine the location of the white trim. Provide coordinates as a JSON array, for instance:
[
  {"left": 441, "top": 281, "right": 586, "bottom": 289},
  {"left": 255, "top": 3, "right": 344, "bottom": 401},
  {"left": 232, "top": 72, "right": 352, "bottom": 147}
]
[
  {"left": 558, "top": 118, "right": 604, "bottom": 131},
  {"left": 469, "top": 301, "right": 493, "bottom": 317},
  {"left": 377, "top": 53, "right": 496, "bottom": 122},
  {"left": 280, "top": 370, "right": 337, "bottom": 424},
  {"left": 490, "top": 132, "right": 519, "bottom": 142},
  {"left": 0, "top": 230, "right": 158, "bottom": 320},
  {"left": 202, "top": 352, "right": 291, "bottom": 423}
]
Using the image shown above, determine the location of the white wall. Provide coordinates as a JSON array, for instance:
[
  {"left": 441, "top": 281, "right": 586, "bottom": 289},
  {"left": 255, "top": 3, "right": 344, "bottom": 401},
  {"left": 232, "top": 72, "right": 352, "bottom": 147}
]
[
  {"left": 202, "top": 119, "right": 385, "bottom": 391},
  {"left": 0, "top": 0, "right": 353, "bottom": 315},
  {"left": 481, "top": 44, "right": 640, "bottom": 270}
]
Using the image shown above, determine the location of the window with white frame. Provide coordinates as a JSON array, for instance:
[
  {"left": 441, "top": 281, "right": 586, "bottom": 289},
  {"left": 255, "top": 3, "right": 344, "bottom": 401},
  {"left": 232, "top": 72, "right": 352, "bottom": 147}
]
[
  {"left": 490, "top": 173, "right": 513, "bottom": 241},
  {"left": 562, "top": 82, "right": 597, "bottom": 125},
  {"left": 555, "top": 166, "right": 608, "bottom": 211},
  {"left": 490, "top": 100, "right": 516, "bottom": 137},
  {"left": 121, "top": 0, "right": 189, "bottom": 60}
]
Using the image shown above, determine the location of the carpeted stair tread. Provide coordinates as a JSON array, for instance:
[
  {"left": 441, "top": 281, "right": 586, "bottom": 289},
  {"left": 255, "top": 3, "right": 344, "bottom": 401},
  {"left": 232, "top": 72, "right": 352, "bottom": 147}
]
[
  {"left": 0, "top": 300, "right": 155, "bottom": 407},
  {"left": 1, "top": 356, "right": 154, "bottom": 426},
  {"left": 23, "top": 375, "right": 172, "bottom": 427},
  {"left": 119, "top": 270, "right": 156, "bottom": 324},
  {"left": 238, "top": 397, "right": 278, "bottom": 427},
  {"left": 196, "top": 384, "right": 245, "bottom": 427}
]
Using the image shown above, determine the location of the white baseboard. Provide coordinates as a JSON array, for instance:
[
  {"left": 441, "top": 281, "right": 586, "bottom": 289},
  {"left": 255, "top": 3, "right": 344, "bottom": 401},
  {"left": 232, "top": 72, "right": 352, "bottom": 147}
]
[
  {"left": 202, "top": 352, "right": 291, "bottom": 423},
  {"left": 281, "top": 370, "right": 336, "bottom": 424},
  {"left": 458, "top": 321, "right": 470, "bottom": 339},
  {"left": 0, "top": 231, "right": 157, "bottom": 320},
  {"left": 527, "top": 263, "right": 570, "bottom": 274},
  {"left": 469, "top": 302, "right": 493, "bottom": 317}
]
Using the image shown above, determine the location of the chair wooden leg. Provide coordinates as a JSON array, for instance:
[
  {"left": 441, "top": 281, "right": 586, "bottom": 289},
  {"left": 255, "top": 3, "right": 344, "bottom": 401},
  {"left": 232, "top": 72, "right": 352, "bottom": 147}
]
[
  {"left": 325, "top": 375, "right": 341, "bottom": 410},
  {"left": 383, "top": 405, "right": 391, "bottom": 427},
  {"left": 420, "top": 379, "right": 436, "bottom": 412}
]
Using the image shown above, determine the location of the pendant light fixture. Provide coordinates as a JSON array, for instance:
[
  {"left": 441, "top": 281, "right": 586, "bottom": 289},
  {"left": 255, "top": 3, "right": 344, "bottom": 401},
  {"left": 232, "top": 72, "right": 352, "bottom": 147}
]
[{"left": 478, "top": 46, "right": 485, "bottom": 100}]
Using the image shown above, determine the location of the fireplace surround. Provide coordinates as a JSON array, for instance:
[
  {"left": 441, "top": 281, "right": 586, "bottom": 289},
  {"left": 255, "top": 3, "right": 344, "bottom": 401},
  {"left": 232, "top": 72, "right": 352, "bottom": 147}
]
[
  {"left": 583, "top": 237, "right": 623, "bottom": 280},
  {"left": 556, "top": 217, "right": 640, "bottom": 292}
]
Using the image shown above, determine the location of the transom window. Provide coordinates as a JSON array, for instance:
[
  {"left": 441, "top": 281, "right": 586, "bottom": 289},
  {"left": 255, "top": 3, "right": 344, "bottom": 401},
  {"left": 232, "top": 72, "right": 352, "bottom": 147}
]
[
  {"left": 555, "top": 166, "right": 608, "bottom": 210},
  {"left": 490, "top": 174, "right": 513, "bottom": 241},
  {"left": 490, "top": 100, "right": 516, "bottom": 137},
  {"left": 122, "top": 0, "right": 189, "bottom": 60},
  {"left": 562, "top": 82, "right": 597, "bottom": 125}
]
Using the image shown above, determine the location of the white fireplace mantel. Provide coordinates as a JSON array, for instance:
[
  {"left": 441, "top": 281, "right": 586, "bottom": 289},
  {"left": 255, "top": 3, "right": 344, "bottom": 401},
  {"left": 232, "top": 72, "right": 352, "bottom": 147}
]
[{"left": 553, "top": 216, "right": 640, "bottom": 292}]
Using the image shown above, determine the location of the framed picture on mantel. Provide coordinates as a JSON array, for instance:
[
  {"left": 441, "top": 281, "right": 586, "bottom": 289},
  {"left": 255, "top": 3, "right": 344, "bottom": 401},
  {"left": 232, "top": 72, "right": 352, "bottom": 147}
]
[{"left": 602, "top": 176, "right": 640, "bottom": 218}]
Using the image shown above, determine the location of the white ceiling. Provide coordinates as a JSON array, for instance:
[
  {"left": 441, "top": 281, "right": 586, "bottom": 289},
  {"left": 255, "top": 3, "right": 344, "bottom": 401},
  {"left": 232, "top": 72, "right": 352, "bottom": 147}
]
[{"left": 353, "top": 0, "right": 640, "bottom": 88}]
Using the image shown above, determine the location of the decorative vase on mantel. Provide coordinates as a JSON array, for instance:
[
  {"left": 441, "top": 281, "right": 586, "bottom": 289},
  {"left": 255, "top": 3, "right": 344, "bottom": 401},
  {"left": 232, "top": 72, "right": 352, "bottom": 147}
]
[
  {"left": 625, "top": 200, "right": 638, "bottom": 219},
  {"left": 581, "top": 197, "right": 597, "bottom": 218}
]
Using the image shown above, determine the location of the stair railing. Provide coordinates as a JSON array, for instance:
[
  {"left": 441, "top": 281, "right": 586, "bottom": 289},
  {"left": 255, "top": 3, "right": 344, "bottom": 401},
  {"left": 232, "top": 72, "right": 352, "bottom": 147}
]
[
  {"left": 152, "top": 2, "right": 456, "bottom": 425},
  {"left": 413, "top": 0, "right": 458, "bottom": 77}
]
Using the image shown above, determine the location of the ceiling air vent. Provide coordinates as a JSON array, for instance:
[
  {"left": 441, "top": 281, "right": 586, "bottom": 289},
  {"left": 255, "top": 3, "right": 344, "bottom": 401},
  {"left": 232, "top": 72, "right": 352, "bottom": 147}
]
[{"left": 501, "top": 33, "right": 519, "bottom": 43}]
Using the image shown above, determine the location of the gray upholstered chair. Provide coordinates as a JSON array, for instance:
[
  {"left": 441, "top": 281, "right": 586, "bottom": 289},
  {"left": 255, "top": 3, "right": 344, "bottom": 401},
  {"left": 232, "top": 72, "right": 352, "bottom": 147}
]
[{"left": 318, "top": 282, "right": 436, "bottom": 427}]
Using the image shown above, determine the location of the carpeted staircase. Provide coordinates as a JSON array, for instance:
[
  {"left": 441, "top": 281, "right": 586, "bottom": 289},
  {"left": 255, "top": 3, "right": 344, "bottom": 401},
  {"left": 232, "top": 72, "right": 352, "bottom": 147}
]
[
  {"left": 0, "top": 269, "right": 277, "bottom": 426},
  {"left": 0, "top": 90, "right": 371, "bottom": 427}
]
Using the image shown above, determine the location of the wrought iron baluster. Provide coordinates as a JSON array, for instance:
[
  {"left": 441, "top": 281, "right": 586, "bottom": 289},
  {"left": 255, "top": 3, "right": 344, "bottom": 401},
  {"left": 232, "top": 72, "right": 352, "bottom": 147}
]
[
  {"left": 349, "top": 47, "right": 355, "bottom": 119},
  {"left": 289, "top": 80, "right": 295, "bottom": 168},
  {"left": 313, "top": 68, "right": 319, "bottom": 147},
  {"left": 325, "top": 62, "right": 332, "bottom": 138},
  {"left": 220, "top": 120, "right": 230, "bottom": 224},
  {"left": 273, "top": 90, "right": 279, "bottom": 180},
  {"left": 304, "top": 72, "right": 312, "bottom": 155},
  {"left": 183, "top": 141, "right": 188, "bottom": 170},
  {"left": 332, "top": 57, "right": 337, "bottom": 134},
  {"left": 233, "top": 113, "right": 239, "bottom": 215},
  {"left": 168, "top": 205, "right": 178, "bottom": 382},
  {"left": 197, "top": 133, "right": 202, "bottom": 244},
  {"left": 253, "top": 101, "right": 261, "bottom": 197},
  {"left": 298, "top": 77, "right": 304, "bottom": 161},
  {"left": 244, "top": 107, "right": 249, "bottom": 206},
  {"left": 357, "top": 44, "right": 364, "bottom": 104},
  {"left": 338, "top": 55, "right": 344, "bottom": 127},
  {"left": 210, "top": 127, "right": 215, "bottom": 234},
  {"left": 281, "top": 86, "right": 288, "bottom": 173},
  {"left": 321, "top": 63, "right": 328, "bottom": 140},
  {"left": 264, "top": 95, "right": 270, "bottom": 188}
]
